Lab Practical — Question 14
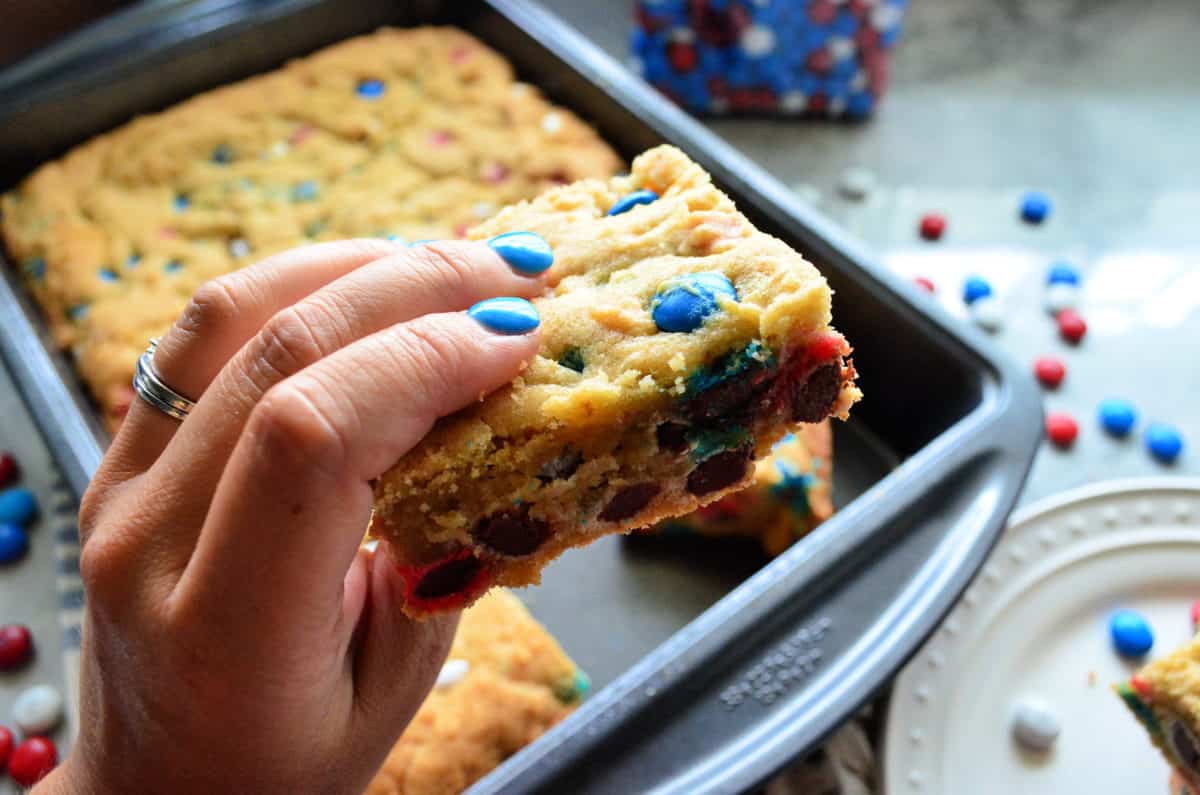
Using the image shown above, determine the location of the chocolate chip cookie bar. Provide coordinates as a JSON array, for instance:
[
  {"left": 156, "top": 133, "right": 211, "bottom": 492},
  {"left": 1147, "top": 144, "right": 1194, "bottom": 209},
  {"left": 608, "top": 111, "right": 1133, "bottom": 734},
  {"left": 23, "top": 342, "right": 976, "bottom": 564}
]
[
  {"left": 1117, "top": 635, "right": 1200, "bottom": 789},
  {"left": 370, "top": 144, "right": 860, "bottom": 616},
  {"left": 653, "top": 421, "right": 833, "bottom": 556},
  {"left": 366, "top": 589, "right": 586, "bottom": 795},
  {"left": 0, "top": 27, "right": 621, "bottom": 428}
]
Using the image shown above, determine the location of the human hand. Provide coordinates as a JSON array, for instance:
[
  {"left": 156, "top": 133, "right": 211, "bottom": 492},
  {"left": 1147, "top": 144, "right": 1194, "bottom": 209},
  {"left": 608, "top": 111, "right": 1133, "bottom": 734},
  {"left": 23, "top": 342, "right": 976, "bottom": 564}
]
[{"left": 36, "top": 237, "right": 549, "bottom": 794}]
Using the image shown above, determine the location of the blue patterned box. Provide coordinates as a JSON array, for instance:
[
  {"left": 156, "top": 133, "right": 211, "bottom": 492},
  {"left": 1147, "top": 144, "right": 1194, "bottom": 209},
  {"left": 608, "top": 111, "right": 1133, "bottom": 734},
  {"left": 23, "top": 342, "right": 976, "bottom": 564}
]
[{"left": 631, "top": 0, "right": 907, "bottom": 118}]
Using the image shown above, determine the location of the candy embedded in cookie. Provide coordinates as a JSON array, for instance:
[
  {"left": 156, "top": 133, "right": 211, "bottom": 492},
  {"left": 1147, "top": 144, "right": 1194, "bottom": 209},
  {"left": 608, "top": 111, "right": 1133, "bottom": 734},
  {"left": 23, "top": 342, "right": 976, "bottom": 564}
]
[
  {"left": 1117, "top": 634, "right": 1200, "bottom": 789},
  {"left": 648, "top": 421, "right": 834, "bottom": 557},
  {"left": 370, "top": 145, "right": 860, "bottom": 616}
]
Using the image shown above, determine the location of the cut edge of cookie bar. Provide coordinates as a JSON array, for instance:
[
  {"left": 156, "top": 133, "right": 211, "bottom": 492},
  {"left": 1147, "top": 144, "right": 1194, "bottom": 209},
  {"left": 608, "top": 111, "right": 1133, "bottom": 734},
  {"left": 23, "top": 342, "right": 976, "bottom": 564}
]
[
  {"left": 650, "top": 420, "right": 834, "bottom": 557},
  {"left": 1116, "top": 634, "right": 1200, "bottom": 788},
  {"left": 365, "top": 589, "right": 586, "bottom": 795},
  {"left": 370, "top": 145, "right": 860, "bottom": 618}
]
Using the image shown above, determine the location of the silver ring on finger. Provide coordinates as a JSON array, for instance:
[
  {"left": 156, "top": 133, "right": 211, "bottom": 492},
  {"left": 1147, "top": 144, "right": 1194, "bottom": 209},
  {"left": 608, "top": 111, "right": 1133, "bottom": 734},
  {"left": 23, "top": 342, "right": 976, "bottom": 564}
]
[{"left": 132, "top": 338, "right": 196, "bottom": 421}]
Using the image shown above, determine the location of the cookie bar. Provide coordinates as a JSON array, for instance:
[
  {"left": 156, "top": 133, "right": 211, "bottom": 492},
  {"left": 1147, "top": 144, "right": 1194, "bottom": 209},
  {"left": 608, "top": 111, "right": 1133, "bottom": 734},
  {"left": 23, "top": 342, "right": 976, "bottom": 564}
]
[
  {"left": 653, "top": 421, "right": 833, "bottom": 556},
  {"left": 0, "top": 27, "right": 621, "bottom": 428},
  {"left": 370, "top": 145, "right": 860, "bottom": 616},
  {"left": 1116, "top": 635, "right": 1200, "bottom": 789},
  {"left": 366, "top": 589, "right": 586, "bottom": 795}
]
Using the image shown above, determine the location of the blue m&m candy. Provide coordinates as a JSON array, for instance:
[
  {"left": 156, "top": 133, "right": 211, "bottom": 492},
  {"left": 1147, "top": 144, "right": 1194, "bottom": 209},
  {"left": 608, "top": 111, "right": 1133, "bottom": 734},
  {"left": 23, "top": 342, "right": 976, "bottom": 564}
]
[
  {"left": 1098, "top": 398, "right": 1137, "bottom": 437},
  {"left": 651, "top": 272, "right": 737, "bottom": 333},
  {"left": 608, "top": 190, "right": 659, "bottom": 216},
  {"left": 1047, "top": 261, "right": 1080, "bottom": 286},
  {"left": 962, "top": 276, "right": 993, "bottom": 305},
  {"left": 356, "top": 79, "right": 385, "bottom": 99},
  {"left": 1110, "top": 609, "right": 1154, "bottom": 658},
  {"left": 0, "top": 524, "right": 28, "bottom": 564},
  {"left": 1145, "top": 423, "right": 1184, "bottom": 464},
  {"left": 0, "top": 488, "right": 37, "bottom": 526},
  {"left": 1020, "top": 191, "right": 1052, "bottom": 224}
]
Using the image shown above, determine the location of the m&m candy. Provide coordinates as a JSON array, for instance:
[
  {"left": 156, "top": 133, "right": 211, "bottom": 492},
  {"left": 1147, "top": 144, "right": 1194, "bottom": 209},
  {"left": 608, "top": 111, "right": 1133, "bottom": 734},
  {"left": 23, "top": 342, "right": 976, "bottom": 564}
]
[
  {"left": 0, "top": 624, "right": 32, "bottom": 669},
  {"left": 1110, "top": 609, "right": 1154, "bottom": 658},
  {"left": 8, "top": 736, "right": 56, "bottom": 787},
  {"left": 0, "top": 524, "right": 28, "bottom": 565},
  {"left": 1046, "top": 261, "right": 1081, "bottom": 286},
  {"left": 1033, "top": 356, "right": 1066, "bottom": 389},
  {"left": 1145, "top": 423, "right": 1184, "bottom": 464},
  {"left": 963, "top": 276, "right": 993, "bottom": 305},
  {"left": 913, "top": 276, "right": 936, "bottom": 294},
  {"left": 1020, "top": 191, "right": 1052, "bottom": 223},
  {"left": 0, "top": 487, "right": 37, "bottom": 525},
  {"left": 1056, "top": 309, "right": 1087, "bottom": 344},
  {"left": 0, "top": 452, "right": 16, "bottom": 487},
  {"left": 919, "top": 213, "right": 946, "bottom": 241},
  {"left": 1046, "top": 412, "right": 1078, "bottom": 448},
  {"left": 1098, "top": 398, "right": 1137, "bottom": 437}
]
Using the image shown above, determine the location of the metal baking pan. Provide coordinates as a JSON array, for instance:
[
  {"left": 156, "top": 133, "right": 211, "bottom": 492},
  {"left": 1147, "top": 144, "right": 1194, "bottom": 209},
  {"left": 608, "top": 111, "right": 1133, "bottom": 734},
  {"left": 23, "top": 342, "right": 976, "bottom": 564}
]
[{"left": 0, "top": 1, "right": 1041, "bottom": 792}]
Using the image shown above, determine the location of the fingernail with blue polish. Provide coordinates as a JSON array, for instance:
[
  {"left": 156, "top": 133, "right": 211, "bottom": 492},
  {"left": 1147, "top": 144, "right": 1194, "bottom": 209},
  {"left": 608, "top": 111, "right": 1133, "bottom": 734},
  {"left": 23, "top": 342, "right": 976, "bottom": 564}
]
[
  {"left": 488, "top": 231, "right": 554, "bottom": 275},
  {"left": 468, "top": 297, "right": 540, "bottom": 334}
]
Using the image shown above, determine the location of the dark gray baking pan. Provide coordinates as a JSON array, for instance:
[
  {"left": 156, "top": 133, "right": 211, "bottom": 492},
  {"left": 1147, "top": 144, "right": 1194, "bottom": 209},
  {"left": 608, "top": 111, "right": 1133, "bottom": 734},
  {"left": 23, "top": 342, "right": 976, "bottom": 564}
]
[{"left": 0, "top": 1, "right": 1042, "bottom": 792}]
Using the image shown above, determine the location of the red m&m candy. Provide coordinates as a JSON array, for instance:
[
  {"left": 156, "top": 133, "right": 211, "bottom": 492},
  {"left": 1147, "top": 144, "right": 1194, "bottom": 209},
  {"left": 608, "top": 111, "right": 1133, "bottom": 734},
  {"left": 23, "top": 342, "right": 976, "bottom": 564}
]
[
  {"left": 0, "top": 726, "right": 12, "bottom": 769},
  {"left": 913, "top": 276, "right": 936, "bottom": 294},
  {"left": 0, "top": 452, "right": 16, "bottom": 487},
  {"left": 1046, "top": 412, "right": 1079, "bottom": 448},
  {"left": 1034, "top": 356, "right": 1066, "bottom": 388},
  {"left": 1057, "top": 309, "right": 1087, "bottom": 344},
  {"left": 0, "top": 624, "right": 32, "bottom": 669},
  {"left": 919, "top": 213, "right": 946, "bottom": 241},
  {"left": 8, "top": 736, "right": 56, "bottom": 787}
]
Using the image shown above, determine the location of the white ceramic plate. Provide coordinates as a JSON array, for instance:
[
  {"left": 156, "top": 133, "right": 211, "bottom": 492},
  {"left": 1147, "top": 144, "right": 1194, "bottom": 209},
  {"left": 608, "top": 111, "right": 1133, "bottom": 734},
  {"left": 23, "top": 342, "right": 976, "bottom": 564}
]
[{"left": 885, "top": 478, "right": 1200, "bottom": 795}]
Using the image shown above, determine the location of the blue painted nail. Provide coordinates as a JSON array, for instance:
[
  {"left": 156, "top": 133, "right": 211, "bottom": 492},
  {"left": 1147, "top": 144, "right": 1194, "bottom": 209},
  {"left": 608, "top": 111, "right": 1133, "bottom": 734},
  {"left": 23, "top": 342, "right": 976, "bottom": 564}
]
[
  {"left": 468, "top": 297, "right": 540, "bottom": 334},
  {"left": 488, "top": 232, "right": 554, "bottom": 275}
]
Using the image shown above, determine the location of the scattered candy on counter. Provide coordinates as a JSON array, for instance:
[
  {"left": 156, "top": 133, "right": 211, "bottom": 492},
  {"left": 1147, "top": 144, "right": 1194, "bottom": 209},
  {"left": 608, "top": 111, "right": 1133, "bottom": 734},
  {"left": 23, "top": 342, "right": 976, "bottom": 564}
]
[
  {"left": 1044, "top": 283, "right": 1080, "bottom": 315},
  {"left": 435, "top": 658, "right": 470, "bottom": 690},
  {"left": 1056, "top": 309, "right": 1087, "bottom": 344},
  {"left": 0, "top": 724, "right": 10, "bottom": 769},
  {"left": 0, "top": 624, "right": 32, "bottom": 670},
  {"left": 1045, "top": 412, "right": 1079, "bottom": 448},
  {"left": 837, "top": 166, "right": 876, "bottom": 200},
  {"left": 8, "top": 736, "right": 56, "bottom": 787},
  {"left": 1020, "top": 191, "right": 1052, "bottom": 224},
  {"left": 1098, "top": 398, "right": 1138, "bottom": 438},
  {"left": 1145, "top": 422, "right": 1184, "bottom": 464},
  {"left": 631, "top": 0, "right": 909, "bottom": 118},
  {"left": 13, "top": 685, "right": 64, "bottom": 736},
  {"left": 912, "top": 276, "right": 936, "bottom": 294},
  {"left": 1046, "top": 261, "right": 1081, "bottom": 286},
  {"left": 0, "top": 523, "right": 29, "bottom": 565},
  {"left": 962, "top": 275, "right": 993, "bottom": 305},
  {"left": 0, "top": 452, "right": 15, "bottom": 487},
  {"left": 1191, "top": 600, "right": 1200, "bottom": 633},
  {"left": 0, "top": 487, "right": 37, "bottom": 526},
  {"left": 1110, "top": 609, "right": 1154, "bottom": 658},
  {"left": 969, "top": 295, "right": 1004, "bottom": 333},
  {"left": 918, "top": 212, "right": 945, "bottom": 241},
  {"left": 1011, "top": 697, "right": 1061, "bottom": 752},
  {"left": 1033, "top": 356, "right": 1066, "bottom": 389}
]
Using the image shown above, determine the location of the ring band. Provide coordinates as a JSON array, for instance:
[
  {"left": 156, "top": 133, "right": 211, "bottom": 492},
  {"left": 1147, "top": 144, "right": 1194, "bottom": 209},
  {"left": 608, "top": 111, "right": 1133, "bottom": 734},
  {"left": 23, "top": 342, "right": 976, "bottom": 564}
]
[{"left": 132, "top": 339, "right": 196, "bottom": 421}]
